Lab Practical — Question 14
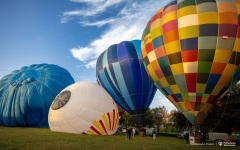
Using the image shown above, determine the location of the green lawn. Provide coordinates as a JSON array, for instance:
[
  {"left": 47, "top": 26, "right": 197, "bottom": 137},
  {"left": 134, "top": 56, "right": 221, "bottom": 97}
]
[{"left": 0, "top": 126, "right": 239, "bottom": 150}]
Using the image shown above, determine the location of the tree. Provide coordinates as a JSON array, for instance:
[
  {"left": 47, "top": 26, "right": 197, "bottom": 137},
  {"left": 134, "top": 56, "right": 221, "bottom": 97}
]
[
  {"left": 120, "top": 112, "right": 136, "bottom": 127},
  {"left": 201, "top": 83, "right": 240, "bottom": 134},
  {"left": 172, "top": 111, "right": 190, "bottom": 133},
  {"left": 152, "top": 106, "right": 167, "bottom": 133},
  {"left": 143, "top": 108, "right": 154, "bottom": 128}
]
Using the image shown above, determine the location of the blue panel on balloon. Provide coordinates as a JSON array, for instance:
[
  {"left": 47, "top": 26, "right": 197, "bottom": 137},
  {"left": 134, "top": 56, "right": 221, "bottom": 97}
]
[{"left": 0, "top": 64, "right": 75, "bottom": 127}]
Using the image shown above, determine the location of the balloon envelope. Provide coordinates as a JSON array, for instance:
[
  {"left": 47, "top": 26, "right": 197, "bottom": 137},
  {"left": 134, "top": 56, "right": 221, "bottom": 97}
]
[
  {"left": 48, "top": 82, "right": 119, "bottom": 135},
  {"left": 141, "top": 0, "right": 240, "bottom": 128},
  {"left": 0, "top": 64, "right": 74, "bottom": 127},
  {"left": 96, "top": 40, "right": 157, "bottom": 125}
]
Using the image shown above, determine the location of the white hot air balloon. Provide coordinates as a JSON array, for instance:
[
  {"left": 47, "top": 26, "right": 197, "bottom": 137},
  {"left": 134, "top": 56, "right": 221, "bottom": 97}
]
[{"left": 48, "top": 82, "right": 119, "bottom": 135}]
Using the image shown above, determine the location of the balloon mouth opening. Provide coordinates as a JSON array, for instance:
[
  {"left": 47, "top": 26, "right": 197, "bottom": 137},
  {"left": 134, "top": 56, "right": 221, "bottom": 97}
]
[
  {"left": 10, "top": 70, "right": 40, "bottom": 87},
  {"left": 51, "top": 90, "right": 71, "bottom": 110}
]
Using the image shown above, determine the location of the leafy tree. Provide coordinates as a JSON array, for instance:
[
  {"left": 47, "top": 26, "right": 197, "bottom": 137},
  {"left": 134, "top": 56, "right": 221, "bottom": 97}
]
[
  {"left": 201, "top": 83, "right": 240, "bottom": 134},
  {"left": 120, "top": 112, "right": 136, "bottom": 127},
  {"left": 172, "top": 111, "right": 190, "bottom": 133},
  {"left": 143, "top": 108, "right": 154, "bottom": 128},
  {"left": 152, "top": 106, "right": 166, "bottom": 133}
]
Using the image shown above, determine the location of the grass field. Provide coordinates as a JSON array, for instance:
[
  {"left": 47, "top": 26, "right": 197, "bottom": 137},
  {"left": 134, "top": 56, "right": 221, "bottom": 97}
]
[{"left": 0, "top": 126, "right": 239, "bottom": 150}]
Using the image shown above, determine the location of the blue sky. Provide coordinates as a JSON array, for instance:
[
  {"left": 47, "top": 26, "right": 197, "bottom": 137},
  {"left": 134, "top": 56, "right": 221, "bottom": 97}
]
[{"left": 0, "top": 0, "right": 175, "bottom": 112}]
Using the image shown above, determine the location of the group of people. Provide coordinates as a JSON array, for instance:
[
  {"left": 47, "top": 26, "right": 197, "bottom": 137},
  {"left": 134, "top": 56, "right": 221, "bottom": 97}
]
[
  {"left": 125, "top": 127, "right": 157, "bottom": 141},
  {"left": 126, "top": 126, "right": 136, "bottom": 140}
]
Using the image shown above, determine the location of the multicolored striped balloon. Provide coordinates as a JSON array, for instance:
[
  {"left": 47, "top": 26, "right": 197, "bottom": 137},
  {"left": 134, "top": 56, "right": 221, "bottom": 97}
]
[
  {"left": 141, "top": 0, "right": 240, "bottom": 128},
  {"left": 96, "top": 40, "right": 157, "bottom": 125}
]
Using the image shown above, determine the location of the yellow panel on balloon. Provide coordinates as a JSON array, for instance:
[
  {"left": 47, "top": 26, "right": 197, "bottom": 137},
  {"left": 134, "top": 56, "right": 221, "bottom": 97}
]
[
  {"left": 198, "top": 12, "right": 218, "bottom": 24},
  {"left": 142, "top": 47, "right": 147, "bottom": 59},
  {"left": 167, "top": 95, "right": 175, "bottom": 103},
  {"left": 159, "top": 78, "right": 169, "bottom": 87},
  {"left": 201, "top": 94, "right": 210, "bottom": 103},
  {"left": 236, "top": 4, "right": 240, "bottom": 14},
  {"left": 162, "top": 11, "right": 177, "bottom": 24},
  {"left": 233, "top": 38, "right": 240, "bottom": 52},
  {"left": 213, "top": 49, "right": 232, "bottom": 63},
  {"left": 191, "top": 111, "right": 198, "bottom": 116},
  {"left": 164, "top": 40, "right": 181, "bottom": 55},
  {"left": 178, "top": 25, "right": 198, "bottom": 40},
  {"left": 222, "top": 64, "right": 238, "bottom": 76},
  {"left": 196, "top": 83, "right": 206, "bottom": 93},
  {"left": 211, "top": 86, "right": 223, "bottom": 96},
  {"left": 170, "top": 63, "right": 184, "bottom": 75},
  {"left": 147, "top": 65, "right": 158, "bottom": 82},
  {"left": 180, "top": 102, "right": 186, "bottom": 110},
  {"left": 170, "top": 85, "right": 181, "bottom": 94},
  {"left": 151, "top": 26, "right": 163, "bottom": 40},
  {"left": 178, "top": 5, "right": 197, "bottom": 18},
  {"left": 151, "top": 18, "right": 162, "bottom": 31}
]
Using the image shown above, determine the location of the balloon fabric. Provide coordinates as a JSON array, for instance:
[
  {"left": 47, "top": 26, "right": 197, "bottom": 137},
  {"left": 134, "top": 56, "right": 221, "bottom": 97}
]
[
  {"left": 96, "top": 40, "right": 157, "bottom": 125},
  {"left": 0, "top": 64, "right": 74, "bottom": 127},
  {"left": 48, "top": 82, "right": 119, "bottom": 135},
  {"left": 141, "top": 0, "right": 240, "bottom": 128}
]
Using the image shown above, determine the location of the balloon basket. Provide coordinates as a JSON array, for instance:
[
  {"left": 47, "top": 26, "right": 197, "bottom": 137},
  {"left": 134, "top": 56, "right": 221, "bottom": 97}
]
[
  {"left": 189, "top": 127, "right": 201, "bottom": 144},
  {"left": 139, "top": 131, "right": 144, "bottom": 136}
]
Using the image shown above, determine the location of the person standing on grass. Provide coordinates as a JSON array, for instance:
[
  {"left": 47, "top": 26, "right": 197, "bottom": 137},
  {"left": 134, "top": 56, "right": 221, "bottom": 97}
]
[
  {"left": 132, "top": 127, "right": 136, "bottom": 139},
  {"left": 186, "top": 131, "right": 189, "bottom": 144},
  {"left": 153, "top": 128, "right": 156, "bottom": 141},
  {"left": 126, "top": 126, "right": 129, "bottom": 140},
  {"left": 128, "top": 126, "right": 132, "bottom": 140}
]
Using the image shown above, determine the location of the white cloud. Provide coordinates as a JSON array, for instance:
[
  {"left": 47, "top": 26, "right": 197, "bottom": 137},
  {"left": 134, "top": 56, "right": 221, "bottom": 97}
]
[
  {"left": 80, "top": 18, "right": 116, "bottom": 27},
  {"left": 66, "top": 0, "right": 172, "bottom": 68},
  {"left": 61, "top": 0, "right": 126, "bottom": 23}
]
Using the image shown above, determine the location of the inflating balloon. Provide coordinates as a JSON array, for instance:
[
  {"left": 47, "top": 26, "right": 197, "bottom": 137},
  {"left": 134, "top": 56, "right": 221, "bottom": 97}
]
[
  {"left": 0, "top": 64, "right": 74, "bottom": 127},
  {"left": 141, "top": 0, "right": 240, "bottom": 128},
  {"left": 48, "top": 82, "right": 119, "bottom": 135},
  {"left": 96, "top": 40, "right": 157, "bottom": 125}
]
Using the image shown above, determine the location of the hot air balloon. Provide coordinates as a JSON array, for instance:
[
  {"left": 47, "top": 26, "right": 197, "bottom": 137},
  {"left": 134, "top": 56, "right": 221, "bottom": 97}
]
[
  {"left": 96, "top": 40, "right": 157, "bottom": 125},
  {"left": 141, "top": 0, "right": 240, "bottom": 128},
  {"left": 0, "top": 64, "right": 74, "bottom": 127},
  {"left": 97, "top": 80, "right": 125, "bottom": 117},
  {"left": 48, "top": 82, "right": 119, "bottom": 135}
]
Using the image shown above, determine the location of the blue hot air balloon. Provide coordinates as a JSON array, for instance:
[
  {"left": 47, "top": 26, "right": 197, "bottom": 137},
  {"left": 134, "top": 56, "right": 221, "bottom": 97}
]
[
  {"left": 96, "top": 40, "right": 157, "bottom": 125},
  {"left": 0, "top": 64, "right": 75, "bottom": 127}
]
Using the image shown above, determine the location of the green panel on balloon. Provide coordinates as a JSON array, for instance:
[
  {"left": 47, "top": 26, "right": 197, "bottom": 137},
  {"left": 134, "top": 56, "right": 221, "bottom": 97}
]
[
  {"left": 198, "top": 62, "right": 212, "bottom": 73},
  {"left": 182, "top": 111, "right": 196, "bottom": 125}
]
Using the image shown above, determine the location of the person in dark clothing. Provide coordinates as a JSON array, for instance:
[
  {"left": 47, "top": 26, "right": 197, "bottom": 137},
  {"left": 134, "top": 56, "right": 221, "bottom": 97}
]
[
  {"left": 128, "top": 127, "right": 132, "bottom": 139},
  {"left": 203, "top": 131, "right": 207, "bottom": 145},
  {"left": 126, "top": 127, "right": 129, "bottom": 140},
  {"left": 186, "top": 131, "right": 189, "bottom": 144}
]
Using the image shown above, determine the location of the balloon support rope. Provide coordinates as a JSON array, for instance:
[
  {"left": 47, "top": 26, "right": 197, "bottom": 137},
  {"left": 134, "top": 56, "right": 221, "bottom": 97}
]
[{"left": 212, "top": 39, "right": 239, "bottom": 132}]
